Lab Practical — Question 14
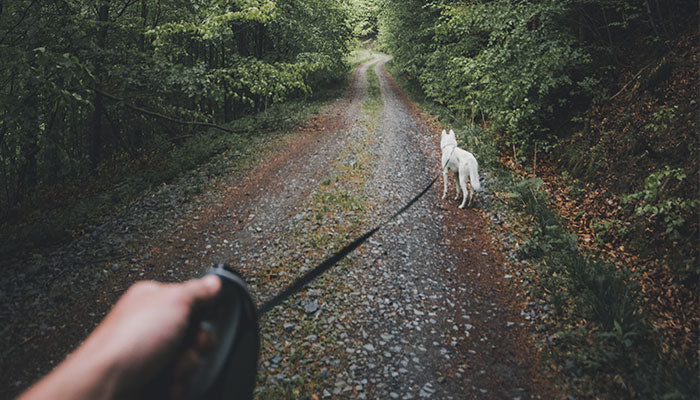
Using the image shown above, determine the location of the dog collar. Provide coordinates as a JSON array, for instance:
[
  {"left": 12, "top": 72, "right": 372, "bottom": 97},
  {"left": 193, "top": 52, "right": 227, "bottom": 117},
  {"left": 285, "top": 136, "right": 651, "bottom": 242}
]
[{"left": 442, "top": 145, "right": 457, "bottom": 169}]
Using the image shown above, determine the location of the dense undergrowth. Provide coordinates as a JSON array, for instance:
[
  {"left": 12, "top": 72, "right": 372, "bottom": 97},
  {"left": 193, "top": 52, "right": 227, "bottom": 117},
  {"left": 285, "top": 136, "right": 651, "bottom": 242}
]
[
  {"left": 559, "top": 29, "right": 698, "bottom": 262},
  {"left": 386, "top": 60, "right": 698, "bottom": 399},
  {"left": 560, "top": 30, "right": 699, "bottom": 282},
  {"left": 511, "top": 28, "right": 699, "bottom": 362}
]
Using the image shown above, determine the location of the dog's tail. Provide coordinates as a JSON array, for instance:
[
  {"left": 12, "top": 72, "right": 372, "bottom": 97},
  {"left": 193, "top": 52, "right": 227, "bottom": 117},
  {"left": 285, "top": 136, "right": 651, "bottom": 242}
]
[{"left": 470, "top": 161, "right": 482, "bottom": 193}]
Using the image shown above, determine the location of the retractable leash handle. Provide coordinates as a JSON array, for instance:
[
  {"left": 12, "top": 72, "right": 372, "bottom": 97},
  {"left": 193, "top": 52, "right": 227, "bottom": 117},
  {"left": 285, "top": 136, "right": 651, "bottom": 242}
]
[{"left": 185, "top": 264, "right": 259, "bottom": 400}]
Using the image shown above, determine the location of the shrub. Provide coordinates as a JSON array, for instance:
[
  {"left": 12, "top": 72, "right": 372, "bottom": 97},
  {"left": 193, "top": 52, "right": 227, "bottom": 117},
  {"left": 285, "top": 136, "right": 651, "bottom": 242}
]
[{"left": 622, "top": 166, "right": 698, "bottom": 240}]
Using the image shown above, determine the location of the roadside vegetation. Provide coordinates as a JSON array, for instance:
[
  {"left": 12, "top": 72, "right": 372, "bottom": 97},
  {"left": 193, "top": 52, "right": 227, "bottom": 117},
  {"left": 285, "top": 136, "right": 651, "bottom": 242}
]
[
  {"left": 378, "top": 0, "right": 698, "bottom": 292},
  {"left": 347, "top": 49, "right": 375, "bottom": 70},
  {"left": 1, "top": 0, "right": 353, "bottom": 211},
  {"left": 379, "top": 0, "right": 698, "bottom": 398}
]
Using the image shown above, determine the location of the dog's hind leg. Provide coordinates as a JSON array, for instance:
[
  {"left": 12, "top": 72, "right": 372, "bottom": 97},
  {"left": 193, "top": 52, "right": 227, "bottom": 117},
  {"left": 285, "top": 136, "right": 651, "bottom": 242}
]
[
  {"left": 454, "top": 172, "right": 461, "bottom": 201},
  {"left": 458, "top": 171, "right": 469, "bottom": 209},
  {"left": 467, "top": 181, "right": 474, "bottom": 207},
  {"left": 442, "top": 168, "right": 449, "bottom": 200}
]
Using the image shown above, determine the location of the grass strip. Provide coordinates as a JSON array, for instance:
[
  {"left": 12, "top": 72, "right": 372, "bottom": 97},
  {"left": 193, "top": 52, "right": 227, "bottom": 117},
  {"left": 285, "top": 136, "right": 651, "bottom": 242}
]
[{"left": 254, "top": 64, "right": 384, "bottom": 398}]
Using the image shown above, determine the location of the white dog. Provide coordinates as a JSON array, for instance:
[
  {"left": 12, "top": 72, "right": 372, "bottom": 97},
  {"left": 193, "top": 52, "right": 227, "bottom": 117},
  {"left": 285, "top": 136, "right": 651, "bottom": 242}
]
[{"left": 440, "top": 129, "right": 481, "bottom": 208}]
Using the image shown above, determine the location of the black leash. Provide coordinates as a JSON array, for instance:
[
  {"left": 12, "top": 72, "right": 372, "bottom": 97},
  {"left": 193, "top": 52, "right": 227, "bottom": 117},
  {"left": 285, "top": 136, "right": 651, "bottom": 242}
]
[
  {"left": 190, "top": 162, "right": 448, "bottom": 398},
  {"left": 257, "top": 175, "right": 439, "bottom": 317}
]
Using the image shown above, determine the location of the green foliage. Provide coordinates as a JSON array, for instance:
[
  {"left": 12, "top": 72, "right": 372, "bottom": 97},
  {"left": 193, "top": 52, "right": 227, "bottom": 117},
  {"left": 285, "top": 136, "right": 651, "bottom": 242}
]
[
  {"left": 349, "top": 0, "right": 381, "bottom": 44},
  {"left": 434, "top": 2, "right": 590, "bottom": 150},
  {"left": 622, "top": 166, "right": 698, "bottom": 240},
  {"left": 0, "top": 0, "right": 353, "bottom": 214},
  {"left": 644, "top": 105, "right": 679, "bottom": 132},
  {"left": 591, "top": 217, "right": 630, "bottom": 244},
  {"left": 147, "top": 0, "right": 351, "bottom": 111},
  {"left": 455, "top": 124, "right": 499, "bottom": 171},
  {"left": 508, "top": 177, "right": 579, "bottom": 259},
  {"left": 380, "top": 0, "right": 592, "bottom": 154},
  {"left": 346, "top": 49, "right": 374, "bottom": 69},
  {"left": 378, "top": 0, "right": 697, "bottom": 157}
]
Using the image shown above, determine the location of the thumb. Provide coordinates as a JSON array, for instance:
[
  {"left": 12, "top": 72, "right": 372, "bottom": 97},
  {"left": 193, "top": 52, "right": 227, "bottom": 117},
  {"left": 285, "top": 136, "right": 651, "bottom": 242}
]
[{"left": 182, "top": 275, "right": 222, "bottom": 305}]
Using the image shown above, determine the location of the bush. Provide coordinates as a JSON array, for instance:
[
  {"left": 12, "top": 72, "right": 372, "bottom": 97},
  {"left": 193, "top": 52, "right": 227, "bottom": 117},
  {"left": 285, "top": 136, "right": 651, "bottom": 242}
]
[
  {"left": 622, "top": 166, "right": 698, "bottom": 240},
  {"left": 455, "top": 124, "right": 500, "bottom": 171}
]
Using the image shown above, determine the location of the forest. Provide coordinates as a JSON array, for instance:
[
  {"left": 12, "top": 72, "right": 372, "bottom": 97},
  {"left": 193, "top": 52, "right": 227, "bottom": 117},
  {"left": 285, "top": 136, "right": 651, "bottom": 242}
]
[
  {"left": 1, "top": 0, "right": 351, "bottom": 212},
  {"left": 1, "top": 0, "right": 698, "bottom": 399}
]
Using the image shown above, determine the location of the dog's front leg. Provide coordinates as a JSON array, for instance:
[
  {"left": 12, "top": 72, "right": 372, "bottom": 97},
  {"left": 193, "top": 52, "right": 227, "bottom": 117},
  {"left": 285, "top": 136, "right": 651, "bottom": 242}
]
[{"left": 442, "top": 168, "right": 449, "bottom": 199}]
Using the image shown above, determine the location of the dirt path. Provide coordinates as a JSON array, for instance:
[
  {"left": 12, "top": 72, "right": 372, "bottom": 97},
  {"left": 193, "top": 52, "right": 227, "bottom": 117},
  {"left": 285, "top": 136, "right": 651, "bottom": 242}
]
[
  {"left": 324, "top": 58, "right": 559, "bottom": 399},
  {"left": 2, "top": 56, "right": 558, "bottom": 399}
]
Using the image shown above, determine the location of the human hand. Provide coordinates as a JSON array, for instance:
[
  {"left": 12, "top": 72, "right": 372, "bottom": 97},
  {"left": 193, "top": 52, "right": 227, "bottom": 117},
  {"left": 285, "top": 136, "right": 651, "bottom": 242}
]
[{"left": 19, "top": 275, "right": 222, "bottom": 400}]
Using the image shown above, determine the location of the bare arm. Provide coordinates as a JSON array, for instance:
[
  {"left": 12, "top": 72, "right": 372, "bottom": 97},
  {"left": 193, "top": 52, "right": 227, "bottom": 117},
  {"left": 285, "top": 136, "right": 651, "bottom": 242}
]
[{"left": 19, "top": 275, "right": 221, "bottom": 400}]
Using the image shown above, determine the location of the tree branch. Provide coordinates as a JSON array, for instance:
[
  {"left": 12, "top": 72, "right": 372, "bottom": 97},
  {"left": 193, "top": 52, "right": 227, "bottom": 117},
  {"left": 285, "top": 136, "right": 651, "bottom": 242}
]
[
  {"left": 93, "top": 87, "right": 238, "bottom": 134},
  {"left": 1, "top": 0, "right": 38, "bottom": 41},
  {"left": 115, "top": 0, "right": 140, "bottom": 20},
  {"left": 608, "top": 64, "right": 649, "bottom": 101}
]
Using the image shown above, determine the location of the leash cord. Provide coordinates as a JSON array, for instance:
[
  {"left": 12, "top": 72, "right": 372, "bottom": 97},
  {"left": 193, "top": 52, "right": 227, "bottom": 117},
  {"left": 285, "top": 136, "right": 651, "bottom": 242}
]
[
  {"left": 257, "top": 174, "right": 439, "bottom": 317},
  {"left": 257, "top": 145, "right": 459, "bottom": 317}
]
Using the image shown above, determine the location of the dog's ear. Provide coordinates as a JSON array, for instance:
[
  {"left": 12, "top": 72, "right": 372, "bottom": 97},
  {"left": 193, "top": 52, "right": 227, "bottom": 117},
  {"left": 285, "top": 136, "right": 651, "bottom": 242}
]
[
  {"left": 442, "top": 129, "right": 446, "bottom": 135},
  {"left": 449, "top": 129, "right": 455, "bottom": 136}
]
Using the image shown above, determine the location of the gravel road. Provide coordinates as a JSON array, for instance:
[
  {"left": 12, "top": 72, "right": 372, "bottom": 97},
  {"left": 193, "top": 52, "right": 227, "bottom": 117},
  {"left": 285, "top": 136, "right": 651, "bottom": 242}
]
[
  {"left": 1, "top": 55, "right": 557, "bottom": 399},
  {"left": 246, "top": 56, "right": 558, "bottom": 398}
]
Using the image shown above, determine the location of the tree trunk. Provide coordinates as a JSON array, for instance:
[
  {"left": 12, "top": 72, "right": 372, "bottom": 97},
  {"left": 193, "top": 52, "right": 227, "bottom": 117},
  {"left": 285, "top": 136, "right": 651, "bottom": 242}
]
[
  {"left": 45, "top": 102, "right": 62, "bottom": 183},
  {"left": 256, "top": 23, "right": 264, "bottom": 59},
  {"left": 90, "top": 0, "right": 110, "bottom": 167},
  {"left": 222, "top": 41, "right": 231, "bottom": 122},
  {"left": 139, "top": 0, "right": 148, "bottom": 51},
  {"left": 209, "top": 43, "right": 215, "bottom": 115},
  {"left": 235, "top": 23, "right": 249, "bottom": 56}
]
